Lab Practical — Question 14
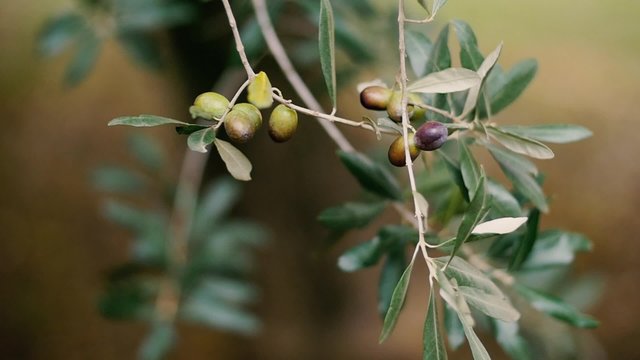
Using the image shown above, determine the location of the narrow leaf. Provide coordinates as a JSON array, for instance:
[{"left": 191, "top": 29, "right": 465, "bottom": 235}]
[
  {"left": 317, "top": 201, "right": 386, "bottom": 231},
  {"left": 487, "top": 126, "right": 554, "bottom": 159},
  {"left": 425, "top": 24, "right": 450, "bottom": 73},
  {"left": 444, "top": 302, "right": 466, "bottom": 349},
  {"left": 492, "top": 320, "right": 532, "bottom": 360},
  {"left": 378, "top": 246, "right": 406, "bottom": 316},
  {"left": 406, "top": 30, "right": 432, "bottom": 77},
  {"left": 448, "top": 175, "right": 488, "bottom": 264},
  {"left": 509, "top": 209, "right": 540, "bottom": 270},
  {"left": 109, "top": 115, "right": 189, "bottom": 127},
  {"left": 480, "top": 59, "right": 538, "bottom": 117},
  {"left": 213, "top": 139, "right": 252, "bottom": 181},
  {"left": 423, "top": 288, "right": 447, "bottom": 360},
  {"left": 337, "top": 237, "right": 384, "bottom": 272},
  {"left": 462, "top": 322, "right": 491, "bottom": 360},
  {"left": 487, "top": 180, "right": 522, "bottom": 217},
  {"left": 65, "top": 31, "right": 101, "bottom": 86},
  {"left": 337, "top": 151, "right": 402, "bottom": 200},
  {"left": 319, "top": 0, "right": 337, "bottom": 109},
  {"left": 515, "top": 284, "right": 599, "bottom": 328},
  {"left": 408, "top": 68, "right": 481, "bottom": 94},
  {"left": 139, "top": 322, "right": 175, "bottom": 360},
  {"left": 499, "top": 124, "right": 592, "bottom": 144},
  {"left": 434, "top": 257, "right": 504, "bottom": 298},
  {"left": 462, "top": 42, "right": 503, "bottom": 116},
  {"left": 472, "top": 217, "right": 528, "bottom": 235},
  {"left": 38, "top": 12, "right": 85, "bottom": 57},
  {"left": 458, "top": 286, "right": 520, "bottom": 322},
  {"left": 431, "top": 0, "right": 448, "bottom": 17},
  {"left": 487, "top": 144, "right": 538, "bottom": 176},
  {"left": 520, "top": 230, "right": 591, "bottom": 270},
  {"left": 452, "top": 20, "right": 483, "bottom": 70},
  {"left": 459, "top": 141, "right": 481, "bottom": 199},
  {"left": 187, "top": 127, "right": 215, "bottom": 153},
  {"left": 379, "top": 262, "right": 414, "bottom": 343}
]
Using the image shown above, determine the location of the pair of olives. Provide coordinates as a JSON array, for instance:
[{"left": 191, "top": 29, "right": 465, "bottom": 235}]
[
  {"left": 387, "top": 121, "right": 448, "bottom": 167},
  {"left": 359, "top": 86, "right": 425, "bottom": 122},
  {"left": 193, "top": 92, "right": 298, "bottom": 144}
]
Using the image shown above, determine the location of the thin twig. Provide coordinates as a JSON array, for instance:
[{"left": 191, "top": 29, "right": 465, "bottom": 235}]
[
  {"left": 272, "top": 92, "right": 397, "bottom": 135},
  {"left": 222, "top": 0, "right": 255, "bottom": 78},
  {"left": 398, "top": 0, "right": 431, "bottom": 263},
  {"left": 250, "top": 0, "right": 353, "bottom": 152}
]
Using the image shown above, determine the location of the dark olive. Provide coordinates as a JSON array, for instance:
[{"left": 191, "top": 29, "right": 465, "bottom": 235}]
[
  {"left": 193, "top": 92, "right": 229, "bottom": 118},
  {"left": 388, "top": 134, "right": 421, "bottom": 167},
  {"left": 224, "top": 109, "right": 258, "bottom": 144},
  {"left": 414, "top": 121, "right": 448, "bottom": 151},
  {"left": 268, "top": 104, "right": 298, "bottom": 142},
  {"left": 386, "top": 91, "right": 415, "bottom": 122},
  {"left": 360, "top": 86, "right": 392, "bottom": 111}
]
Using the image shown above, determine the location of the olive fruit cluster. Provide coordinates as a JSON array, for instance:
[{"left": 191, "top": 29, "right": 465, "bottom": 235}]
[
  {"left": 359, "top": 86, "right": 425, "bottom": 122},
  {"left": 191, "top": 90, "right": 299, "bottom": 145},
  {"left": 387, "top": 122, "right": 448, "bottom": 167}
]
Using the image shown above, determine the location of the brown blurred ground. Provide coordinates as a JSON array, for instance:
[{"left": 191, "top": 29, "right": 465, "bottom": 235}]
[{"left": 1, "top": 0, "right": 639, "bottom": 359}]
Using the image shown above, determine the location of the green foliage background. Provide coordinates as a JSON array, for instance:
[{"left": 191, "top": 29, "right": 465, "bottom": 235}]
[{"left": 0, "top": 0, "right": 637, "bottom": 358}]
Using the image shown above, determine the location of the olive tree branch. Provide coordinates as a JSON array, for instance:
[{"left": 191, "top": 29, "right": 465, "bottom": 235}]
[
  {"left": 213, "top": 78, "right": 251, "bottom": 130},
  {"left": 250, "top": 0, "right": 353, "bottom": 152},
  {"left": 398, "top": 0, "right": 432, "bottom": 265},
  {"left": 271, "top": 91, "right": 398, "bottom": 135},
  {"left": 222, "top": 0, "right": 255, "bottom": 79}
]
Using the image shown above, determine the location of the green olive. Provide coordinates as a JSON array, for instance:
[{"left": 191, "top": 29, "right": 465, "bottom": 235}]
[
  {"left": 193, "top": 92, "right": 229, "bottom": 118},
  {"left": 224, "top": 109, "right": 258, "bottom": 144},
  {"left": 409, "top": 93, "right": 426, "bottom": 120},
  {"left": 388, "top": 134, "right": 420, "bottom": 167},
  {"left": 386, "top": 91, "right": 415, "bottom": 122},
  {"left": 360, "top": 86, "right": 392, "bottom": 110},
  {"left": 232, "top": 103, "right": 262, "bottom": 129},
  {"left": 268, "top": 104, "right": 298, "bottom": 142}
]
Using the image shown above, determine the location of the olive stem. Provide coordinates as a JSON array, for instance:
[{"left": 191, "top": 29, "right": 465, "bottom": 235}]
[
  {"left": 398, "top": 0, "right": 432, "bottom": 264},
  {"left": 271, "top": 92, "right": 399, "bottom": 135},
  {"left": 250, "top": 0, "right": 353, "bottom": 152},
  {"left": 213, "top": 78, "right": 251, "bottom": 130},
  {"left": 221, "top": 0, "right": 255, "bottom": 79},
  {"left": 411, "top": 101, "right": 464, "bottom": 123}
]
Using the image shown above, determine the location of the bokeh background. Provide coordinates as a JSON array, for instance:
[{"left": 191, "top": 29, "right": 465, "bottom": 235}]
[{"left": 1, "top": 0, "right": 638, "bottom": 359}]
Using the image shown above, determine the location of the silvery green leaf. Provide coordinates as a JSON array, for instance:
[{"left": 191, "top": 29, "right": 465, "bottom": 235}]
[
  {"left": 109, "top": 115, "right": 189, "bottom": 127},
  {"left": 214, "top": 139, "right": 252, "bottom": 181},
  {"left": 472, "top": 217, "right": 528, "bottom": 235},
  {"left": 499, "top": 124, "right": 592, "bottom": 144},
  {"left": 408, "top": 68, "right": 481, "bottom": 94},
  {"left": 458, "top": 286, "right": 520, "bottom": 322},
  {"left": 487, "top": 126, "right": 554, "bottom": 160},
  {"left": 187, "top": 127, "right": 215, "bottom": 153}
]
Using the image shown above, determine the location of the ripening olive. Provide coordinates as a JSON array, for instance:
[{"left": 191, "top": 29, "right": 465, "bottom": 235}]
[
  {"left": 232, "top": 103, "right": 262, "bottom": 129},
  {"left": 388, "top": 134, "right": 421, "bottom": 167},
  {"left": 386, "top": 91, "right": 415, "bottom": 122},
  {"left": 414, "top": 121, "right": 448, "bottom": 151},
  {"left": 409, "top": 93, "right": 426, "bottom": 120},
  {"left": 360, "top": 86, "right": 392, "bottom": 111},
  {"left": 193, "top": 92, "right": 229, "bottom": 118},
  {"left": 269, "top": 104, "right": 298, "bottom": 142},
  {"left": 224, "top": 109, "right": 259, "bottom": 144}
]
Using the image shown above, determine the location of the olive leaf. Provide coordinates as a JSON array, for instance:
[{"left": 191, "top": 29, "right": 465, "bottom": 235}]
[
  {"left": 319, "top": 0, "right": 337, "bottom": 110},
  {"left": 213, "top": 139, "right": 252, "bottom": 181}
]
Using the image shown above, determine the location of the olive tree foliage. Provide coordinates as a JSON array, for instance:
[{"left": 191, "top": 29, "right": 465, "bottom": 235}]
[{"left": 40, "top": 0, "right": 598, "bottom": 359}]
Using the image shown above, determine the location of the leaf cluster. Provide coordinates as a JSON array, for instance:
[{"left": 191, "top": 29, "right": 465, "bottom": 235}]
[{"left": 94, "top": 134, "right": 266, "bottom": 359}]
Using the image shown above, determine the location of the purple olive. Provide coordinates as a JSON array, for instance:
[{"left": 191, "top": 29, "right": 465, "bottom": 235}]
[{"left": 414, "top": 121, "right": 448, "bottom": 151}]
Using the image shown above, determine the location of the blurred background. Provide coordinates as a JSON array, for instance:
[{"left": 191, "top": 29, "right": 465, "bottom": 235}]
[{"left": 1, "top": 0, "right": 638, "bottom": 359}]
